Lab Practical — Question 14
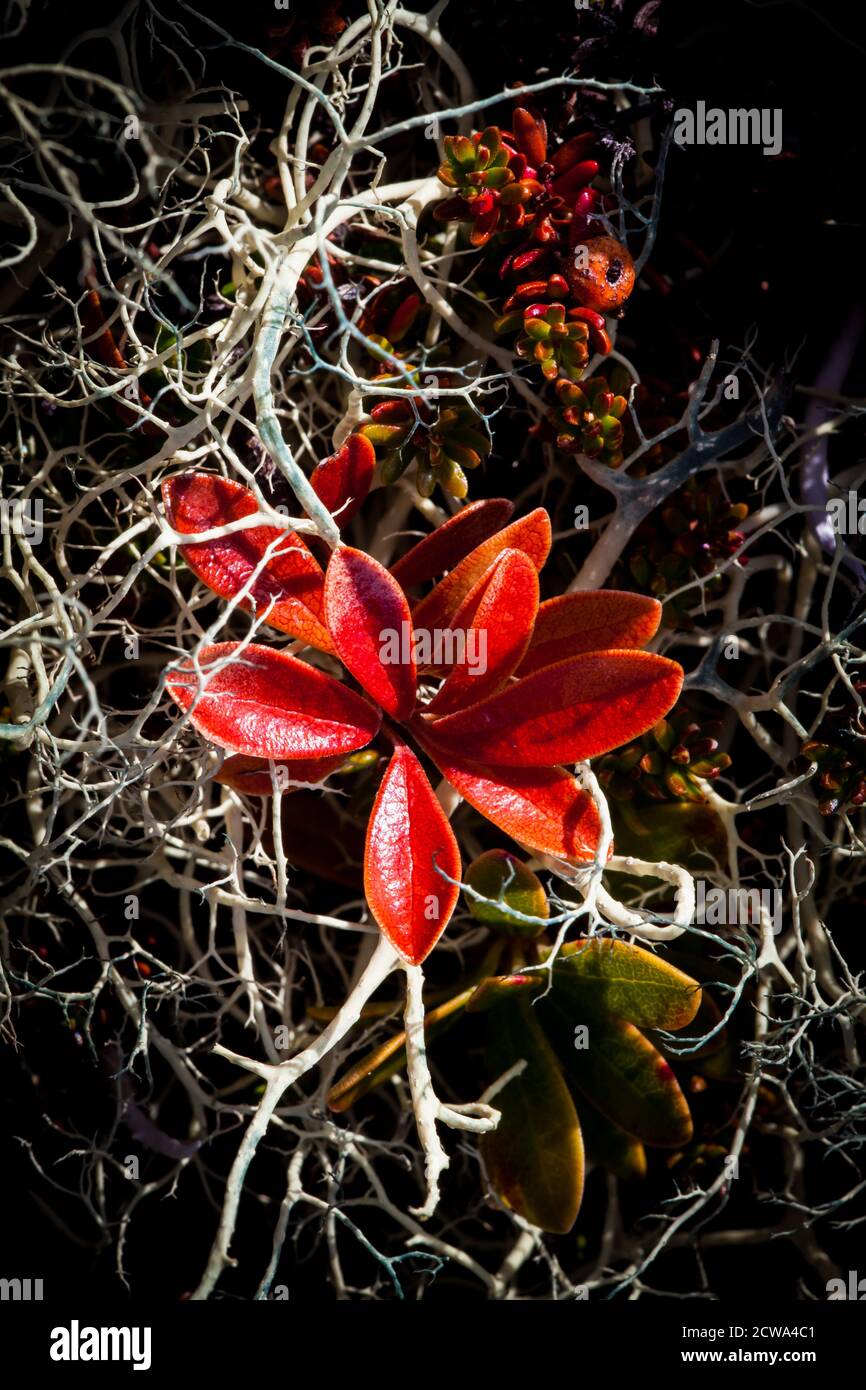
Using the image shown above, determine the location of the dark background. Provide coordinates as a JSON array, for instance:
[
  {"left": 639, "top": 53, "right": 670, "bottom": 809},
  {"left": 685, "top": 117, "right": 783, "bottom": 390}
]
[{"left": 1, "top": 0, "right": 863, "bottom": 1303}]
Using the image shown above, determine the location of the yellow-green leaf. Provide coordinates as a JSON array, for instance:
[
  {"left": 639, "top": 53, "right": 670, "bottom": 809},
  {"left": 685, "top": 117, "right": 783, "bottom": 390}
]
[
  {"left": 482, "top": 998, "right": 584, "bottom": 1233},
  {"left": 465, "top": 849, "right": 549, "bottom": 937},
  {"left": 540, "top": 1002, "right": 693, "bottom": 1148},
  {"left": 554, "top": 938, "right": 701, "bottom": 1031},
  {"left": 611, "top": 799, "right": 727, "bottom": 871},
  {"left": 466, "top": 972, "right": 542, "bottom": 1012},
  {"left": 575, "top": 1099, "right": 647, "bottom": 1181}
]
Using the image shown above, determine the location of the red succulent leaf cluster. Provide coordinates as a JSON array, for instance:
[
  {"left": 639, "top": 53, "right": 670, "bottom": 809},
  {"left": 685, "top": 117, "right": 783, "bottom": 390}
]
[
  {"left": 432, "top": 107, "right": 637, "bottom": 389},
  {"left": 358, "top": 372, "right": 491, "bottom": 499},
  {"left": 162, "top": 463, "right": 683, "bottom": 966},
  {"left": 435, "top": 111, "right": 599, "bottom": 249}
]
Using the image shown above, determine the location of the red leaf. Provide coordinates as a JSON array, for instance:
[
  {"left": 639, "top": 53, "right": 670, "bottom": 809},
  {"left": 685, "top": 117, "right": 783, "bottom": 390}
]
[
  {"left": 309, "top": 434, "right": 375, "bottom": 531},
  {"left": 427, "top": 550, "right": 539, "bottom": 713},
  {"left": 387, "top": 292, "right": 422, "bottom": 343},
  {"left": 324, "top": 547, "right": 417, "bottom": 721},
  {"left": 423, "top": 651, "right": 683, "bottom": 767},
  {"left": 411, "top": 508, "right": 551, "bottom": 633},
  {"left": 512, "top": 107, "right": 548, "bottom": 166},
  {"left": 552, "top": 159, "right": 599, "bottom": 199},
  {"left": 215, "top": 752, "right": 345, "bottom": 795},
  {"left": 163, "top": 474, "right": 333, "bottom": 652},
  {"left": 470, "top": 206, "right": 499, "bottom": 246},
  {"left": 83, "top": 291, "right": 163, "bottom": 437},
  {"left": 417, "top": 736, "right": 602, "bottom": 861},
  {"left": 166, "top": 642, "right": 380, "bottom": 759},
  {"left": 517, "top": 591, "right": 662, "bottom": 677},
  {"left": 389, "top": 498, "right": 514, "bottom": 590},
  {"left": 364, "top": 743, "right": 461, "bottom": 965},
  {"left": 550, "top": 131, "right": 596, "bottom": 175}
]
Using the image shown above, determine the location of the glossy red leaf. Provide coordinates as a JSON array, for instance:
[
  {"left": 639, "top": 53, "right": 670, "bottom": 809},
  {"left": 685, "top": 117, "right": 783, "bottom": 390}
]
[
  {"left": 364, "top": 743, "right": 461, "bottom": 965},
  {"left": 511, "top": 107, "right": 548, "bottom": 166},
  {"left": 389, "top": 497, "right": 514, "bottom": 590},
  {"left": 550, "top": 130, "right": 596, "bottom": 175},
  {"left": 416, "top": 735, "right": 602, "bottom": 861},
  {"left": 324, "top": 546, "right": 417, "bottom": 721},
  {"left": 552, "top": 158, "right": 599, "bottom": 199},
  {"left": 166, "top": 642, "right": 380, "bottom": 760},
  {"left": 423, "top": 650, "right": 683, "bottom": 767},
  {"left": 163, "top": 473, "right": 333, "bottom": 652},
  {"left": 470, "top": 206, "right": 499, "bottom": 246},
  {"left": 215, "top": 752, "right": 345, "bottom": 795},
  {"left": 309, "top": 434, "right": 375, "bottom": 530},
  {"left": 517, "top": 591, "right": 662, "bottom": 677},
  {"left": 411, "top": 507, "right": 551, "bottom": 633},
  {"left": 427, "top": 550, "right": 539, "bottom": 713}
]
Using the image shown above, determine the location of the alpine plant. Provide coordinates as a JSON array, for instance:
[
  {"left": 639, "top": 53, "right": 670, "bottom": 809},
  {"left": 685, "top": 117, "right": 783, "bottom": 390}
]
[{"left": 161, "top": 443, "right": 683, "bottom": 967}]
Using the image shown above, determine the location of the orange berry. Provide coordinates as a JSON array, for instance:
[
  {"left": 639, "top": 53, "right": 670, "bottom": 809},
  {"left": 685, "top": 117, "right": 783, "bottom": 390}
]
[{"left": 567, "top": 236, "right": 635, "bottom": 313}]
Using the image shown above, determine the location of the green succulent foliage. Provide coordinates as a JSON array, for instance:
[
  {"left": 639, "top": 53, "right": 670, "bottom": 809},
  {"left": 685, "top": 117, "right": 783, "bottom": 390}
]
[
  {"left": 554, "top": 375, "right": 628, "bottom": 467},
  {"left": 464, "top": 849, "right": 549, "bottom": 936},
  {"left": 494, "top": 303, "right": 590, "bottom": 383},
  {"left": 359, "top": 385, "right": 492, "bottom": 500},
  {"left": 624, "top": 474, "right": 749, "bottom": 630},
  {"left": 325, "top": 920, "right": 705, "bottom": 1234},
  {"left": 437, "top": 127, "right": 513, "bottom": 195},
  {"left": 801, "top": 679, "right": 866, "bottom": 816},
  {"left": 597, "top": 708, "right": 732, "bottom": 805},
  {"left": 153, "top": 322, "right": 211, "bottom": 376},
  {"left": 596, "top": 706, "right": 731, "bottom": 871}
]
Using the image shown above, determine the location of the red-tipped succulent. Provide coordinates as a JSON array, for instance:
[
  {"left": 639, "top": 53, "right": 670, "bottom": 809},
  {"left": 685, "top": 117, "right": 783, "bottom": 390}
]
[
  {"left": 433, "top": 107, "right": 634, "bottom": 380},
  {"left": 435, "top": 111, "right": 601, "bottom": 250},
  {"left": 161, "top": 469, "right": 683, "bottom": 966},
  {"left": 358, "top": 375, "right": 492, "bottom": 500},
  {"left": 553, "top": 375, "right": 629, "bottom": 466},
  {"left": 494, "top": 302, "right": 593, "bottom": 382}
]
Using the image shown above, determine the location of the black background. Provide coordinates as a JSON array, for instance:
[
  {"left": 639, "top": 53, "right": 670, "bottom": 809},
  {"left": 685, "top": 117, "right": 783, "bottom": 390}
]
[{"left": 1, "top": 0, "right": 863, "bottom": 1309}]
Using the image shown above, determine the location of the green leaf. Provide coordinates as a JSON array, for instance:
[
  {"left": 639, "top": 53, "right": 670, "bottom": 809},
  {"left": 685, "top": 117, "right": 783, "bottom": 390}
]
[
  {"left": 482, "top": 998, "right": 584, "bottom": 1233},
  {"left": 466, "top": 972, "right": 542, "bottom": 1012},
  {"left": 361, "top": 423, "right": 408, "bottom": 448},
  {"left": 575, "top": 1099, "right": 647, "bottom": 1181},
  {"left": 450, "top": 135, "right": 477, "bottom": 168},
  {"left": 539, "top": 1001, "right": 693, "bottom": 1148},
  {"left": 477, "top": 127, "right": 502, "bottom": 156},
  {"left": 552, "top": 938, "right": 701, "bottom": 1030},
  {"left": 610, "top": 798, "right": 727, "bottom": 871},
  {"left": 465, "top": 849, "right": 549, "bottom": 936},
  {"left": 326, "top": 988, "right": 473, "bottom": 1112}
]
